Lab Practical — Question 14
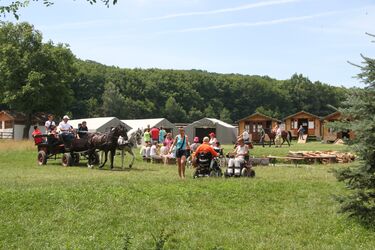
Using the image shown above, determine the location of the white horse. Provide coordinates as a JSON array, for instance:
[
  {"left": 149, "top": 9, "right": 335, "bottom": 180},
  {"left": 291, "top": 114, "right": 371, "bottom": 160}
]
[{"left": 117, "top": 128, "right": 143, "bottom": 169}]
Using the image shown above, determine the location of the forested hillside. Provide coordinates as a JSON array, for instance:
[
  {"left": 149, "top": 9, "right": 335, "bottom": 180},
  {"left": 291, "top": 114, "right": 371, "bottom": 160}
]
[
  {"left": 1, "top": 22, "right": 348, "bottom": 125},
  {"left": 71, "top": 59, "right": 347, "bottom": 123}
]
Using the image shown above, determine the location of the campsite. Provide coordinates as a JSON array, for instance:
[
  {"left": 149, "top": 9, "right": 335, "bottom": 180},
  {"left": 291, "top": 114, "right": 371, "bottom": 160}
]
[
  {"left": 1, "top": 1, "right": 375, "bottom": 249},
  {"left": 1, "top": 140, "right": 375, "bottom": 249}
]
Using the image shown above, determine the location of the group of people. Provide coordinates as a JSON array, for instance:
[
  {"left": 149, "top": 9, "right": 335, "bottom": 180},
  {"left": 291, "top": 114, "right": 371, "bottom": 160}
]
[{"left": 32, "top": 114, "right": 88, "bottom": 148}]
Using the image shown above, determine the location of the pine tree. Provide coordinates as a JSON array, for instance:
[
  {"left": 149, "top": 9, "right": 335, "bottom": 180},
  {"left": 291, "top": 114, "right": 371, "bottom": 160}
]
[{"left": 334, "top": 36, "right": 375, "bottom": 224}]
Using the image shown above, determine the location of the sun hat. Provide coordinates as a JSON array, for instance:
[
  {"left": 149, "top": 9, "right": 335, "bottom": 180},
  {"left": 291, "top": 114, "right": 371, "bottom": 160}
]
[
  {"left": 63, "top": 115, "right": 70, "bottom": 119},
  {"left": 209, "top": 132, "right": 215, "bottom": 137},
  {"left": 193, "top": 136, "right": 199, "bottom": 143}
]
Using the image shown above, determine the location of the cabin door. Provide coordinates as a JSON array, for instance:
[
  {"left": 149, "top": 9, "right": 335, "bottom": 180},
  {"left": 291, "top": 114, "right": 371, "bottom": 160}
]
[{"left": 298, "top": 119, "right": 308, "bottom": 134}]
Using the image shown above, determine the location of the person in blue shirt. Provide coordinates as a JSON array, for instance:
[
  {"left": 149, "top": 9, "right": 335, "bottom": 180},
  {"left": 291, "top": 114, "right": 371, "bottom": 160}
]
[{"left": 169, "top": 127, "right": 190, "bottom": 179}]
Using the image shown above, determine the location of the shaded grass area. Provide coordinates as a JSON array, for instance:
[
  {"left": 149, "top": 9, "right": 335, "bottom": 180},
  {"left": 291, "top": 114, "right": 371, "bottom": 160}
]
[{"left": 0, "top": 140, "right": 374, "bottom": 249}]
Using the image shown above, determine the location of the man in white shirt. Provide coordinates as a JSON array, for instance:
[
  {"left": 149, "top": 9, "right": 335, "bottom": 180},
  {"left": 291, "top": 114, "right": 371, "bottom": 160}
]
[
  {"left": 58, "top": 115, "right": 74, "bottom": 148},
  {"left": 227, "top": 138, "right": 249, "bottom": 175}
]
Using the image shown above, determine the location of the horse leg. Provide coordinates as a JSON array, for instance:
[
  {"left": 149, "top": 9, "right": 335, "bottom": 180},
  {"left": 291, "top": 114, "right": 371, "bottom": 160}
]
[
  {"left": 110, "top": 149, "right": 115, "bottom": 169},
  {"left": 121, "top": 148, "right": 125, "bottom": 170},
  {"left": 128, "top": 149, "right": 135, "bottom": 168},
  {"left": 99, "top": 150, "right": 107, "bottom": 168},
  {"left": 87, "top": 149, "right": 94, "bottom": 168}
]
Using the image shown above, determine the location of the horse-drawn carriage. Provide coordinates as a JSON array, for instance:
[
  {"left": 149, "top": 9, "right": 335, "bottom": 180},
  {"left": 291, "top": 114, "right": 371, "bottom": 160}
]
[
  {"left": 35, "top": 133, "right": 99, "bottom": 167},
  {"left": 34, "top": 124, "right": 128, "bottom": 169}
]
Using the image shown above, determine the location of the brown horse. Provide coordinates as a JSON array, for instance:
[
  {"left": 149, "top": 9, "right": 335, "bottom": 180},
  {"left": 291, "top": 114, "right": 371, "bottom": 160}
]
[
  {"left": 264, "top": 129, "right": 292, "bottom": 147},
  {"left": 87, "top": 125, "right": 128, "bottom": 169}
]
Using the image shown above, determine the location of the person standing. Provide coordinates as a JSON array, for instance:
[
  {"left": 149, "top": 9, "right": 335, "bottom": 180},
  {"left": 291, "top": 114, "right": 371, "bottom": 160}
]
[
  {"left": 209, "top": 132, "right": 217, "bottom": 146},
  {"left": 143, "top": 128, "right": 151, "bottom": 144},
  {"left": 150, "top": 126, "right": 160, "bottom": 144},
  {"left": 258, "top": 126, "right": 265, "bottom": 147},
  {"left": 159, "top": 126, "right": 166, "bottom": 143},
  {"left": 297, "top": 125, "right": 305, "bottom": 140},
  {"left": 275, "top": 124, "right": 282, "bottom": 147},
  {"left": 169, "top": 127, "right": 190, "bottom": 179}
]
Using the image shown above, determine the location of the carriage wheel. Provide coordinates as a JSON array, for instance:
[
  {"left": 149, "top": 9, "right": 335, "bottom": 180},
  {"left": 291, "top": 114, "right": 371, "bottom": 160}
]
[
  {"left": 62, "top": 153, "right": 73, "bottom": 167},
  {"left": 37, "top": 151, "right": 47, "bottom": 165}
]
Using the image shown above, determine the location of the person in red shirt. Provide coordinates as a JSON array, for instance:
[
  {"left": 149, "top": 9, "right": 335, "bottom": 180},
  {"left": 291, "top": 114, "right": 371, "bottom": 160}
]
[
  {"left": 150, "top": 127, "right": 160, "bottom": 143},
  {"left": 32, "top": 126, "right": 43, "bottom": 145},
  {"left": 192, "top": 136, "right": 218, "bottom": 167}
]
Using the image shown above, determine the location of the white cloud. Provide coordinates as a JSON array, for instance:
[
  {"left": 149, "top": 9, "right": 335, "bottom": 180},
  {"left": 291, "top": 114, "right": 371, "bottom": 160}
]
[{"left": 144, "top": 0, "right": 301, "bottom": 21}]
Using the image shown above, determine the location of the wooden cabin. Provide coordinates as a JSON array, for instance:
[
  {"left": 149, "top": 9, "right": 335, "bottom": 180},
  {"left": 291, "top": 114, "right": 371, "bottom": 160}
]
[
  {"left": 322, "top": 111, "right": 355, "bottom": 142},
  {"left": 237, "top": 113, "right": 280, "bottom": 141},
  {"left": 284, "top": 111, "right": 321, "bottom": 139},
  {"left": 0, "top": 110, "right": 46, "bottom": 140}
]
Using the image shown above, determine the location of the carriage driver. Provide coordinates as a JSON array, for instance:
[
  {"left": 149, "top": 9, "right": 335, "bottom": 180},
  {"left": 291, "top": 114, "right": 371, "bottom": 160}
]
[{"left": 58, "top": 115, "right": 74, "bottom": 148}]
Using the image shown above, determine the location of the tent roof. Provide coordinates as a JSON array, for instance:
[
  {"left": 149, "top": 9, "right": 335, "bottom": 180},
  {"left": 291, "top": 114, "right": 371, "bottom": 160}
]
[
  {"left": 122, "top": 118, "right": 174, "bottom": 130},
  {"left": 189, "top": 118, "right": 235, "bottom": 128},
  {"left": 69, "top": 117, "right": 124, "bottom": 131}
]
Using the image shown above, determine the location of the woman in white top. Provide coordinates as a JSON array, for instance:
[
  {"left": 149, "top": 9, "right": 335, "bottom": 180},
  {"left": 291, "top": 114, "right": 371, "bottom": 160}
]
[
  {"left": 228, "top": 138, "right": 249, "bottom": 170},
  {"left": 209, "top": 132, "right": 217, "bottom": 146}
]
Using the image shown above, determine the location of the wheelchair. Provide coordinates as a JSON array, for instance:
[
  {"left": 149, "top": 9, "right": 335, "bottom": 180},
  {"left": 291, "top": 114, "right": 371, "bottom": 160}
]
[
  {"left": 224, "top": 153, "right": 255, "bottom": 178},
  {"left": 193, "top": 151, "right": 223, "bottom": 178}
]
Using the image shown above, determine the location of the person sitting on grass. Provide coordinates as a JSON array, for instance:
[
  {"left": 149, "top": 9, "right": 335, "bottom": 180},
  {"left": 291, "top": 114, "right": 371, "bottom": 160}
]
[{"left": 150, "top": 141, "right": 162, "bottom": 161}]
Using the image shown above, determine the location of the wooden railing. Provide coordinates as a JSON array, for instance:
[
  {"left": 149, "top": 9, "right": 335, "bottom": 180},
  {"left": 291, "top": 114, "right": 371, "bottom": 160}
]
[{"left": 0, "top": 131, "right": 14, "bottom": 139}]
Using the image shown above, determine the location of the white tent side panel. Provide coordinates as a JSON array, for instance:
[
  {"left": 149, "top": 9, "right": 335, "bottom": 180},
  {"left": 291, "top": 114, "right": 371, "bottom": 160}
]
[{"left": 185, "top": 118, "right": 236, "bottom": 144}]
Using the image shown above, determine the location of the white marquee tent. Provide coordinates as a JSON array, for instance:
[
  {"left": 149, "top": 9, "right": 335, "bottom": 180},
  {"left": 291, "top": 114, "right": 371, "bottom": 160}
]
[
  {"left": 122, "top": 118, "right": 178, "bottom": 136},
  {"left": 69, "top": 117, "right": 131, "bottom": 133},
  {"left": 185, "top": 118, "right": 237, "bottom": 144}
]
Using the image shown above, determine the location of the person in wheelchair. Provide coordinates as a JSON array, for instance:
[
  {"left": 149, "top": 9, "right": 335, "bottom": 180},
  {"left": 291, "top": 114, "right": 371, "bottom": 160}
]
[
  {"left": 227, "top": 138, "right": 249, "bottom": 175},
  {"left": 192, "top": 136, "right": 218, "bottom": 168}
]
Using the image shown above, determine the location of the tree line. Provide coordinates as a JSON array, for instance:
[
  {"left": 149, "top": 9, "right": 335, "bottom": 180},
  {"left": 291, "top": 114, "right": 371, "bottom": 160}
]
[{"left": 1, "top": 22, "right": 348, "bottom": 136}]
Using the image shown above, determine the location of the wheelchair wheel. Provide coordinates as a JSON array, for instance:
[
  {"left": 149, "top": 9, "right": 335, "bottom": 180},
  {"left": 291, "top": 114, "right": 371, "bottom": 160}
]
[{"left": 209, "top": 169, "right": 222, "bottom": 177}]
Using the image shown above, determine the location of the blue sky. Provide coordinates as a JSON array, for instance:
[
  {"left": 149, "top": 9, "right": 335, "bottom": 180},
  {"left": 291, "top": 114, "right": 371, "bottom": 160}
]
[{"left": 3, "top": 0, "right": 375, "bottom": 87}]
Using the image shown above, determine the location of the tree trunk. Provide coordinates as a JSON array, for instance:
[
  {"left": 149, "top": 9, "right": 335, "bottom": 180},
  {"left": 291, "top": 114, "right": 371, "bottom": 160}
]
[{"left": 23, "top": 113, "right": 32, "bottom": 139}]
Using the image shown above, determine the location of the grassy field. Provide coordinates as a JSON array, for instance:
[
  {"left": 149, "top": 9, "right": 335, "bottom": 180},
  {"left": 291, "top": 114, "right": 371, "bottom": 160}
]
[{"left": 0, "top": 140, "right": 374, "bottom": 249}]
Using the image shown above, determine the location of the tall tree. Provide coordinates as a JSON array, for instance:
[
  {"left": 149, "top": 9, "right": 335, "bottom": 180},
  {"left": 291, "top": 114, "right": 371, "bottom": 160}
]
[
  {"left": 1, "top": 1, "right": 117, "bottom": 19},
  {"left": 164, "top": 97, "right": 187, "bottom": 123},
  {"left": 0, "top": 22, "right": 75, "bottom": 137},
  {"left": 334, "top": 39, "right": 375, "bottom": 224}
]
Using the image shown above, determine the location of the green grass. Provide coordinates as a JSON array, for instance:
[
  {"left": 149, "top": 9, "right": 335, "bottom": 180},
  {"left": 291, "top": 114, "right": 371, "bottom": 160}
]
[{"left": 0, "top": 141, "right": 374, "bottom": 249}]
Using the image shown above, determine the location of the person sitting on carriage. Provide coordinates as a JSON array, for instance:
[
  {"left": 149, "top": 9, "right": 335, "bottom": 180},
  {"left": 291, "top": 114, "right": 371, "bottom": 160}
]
[
  {"left": 78, "top": 121, "right": 88, "bottom": 139},
  {"left": 213, "top": 141, "right": 224, "bottom": 156},
  {"left": 45, "top": 114, "right": 56, "bottom": 133},
  {"left": 192, "top": 137, "right": 218, "bottom": 168},
  {"left": 58, "top": 115, "right": 75, "bottom": 149},
  {"left": 32, "top": 126, "right": 43, "bottom": 145}
]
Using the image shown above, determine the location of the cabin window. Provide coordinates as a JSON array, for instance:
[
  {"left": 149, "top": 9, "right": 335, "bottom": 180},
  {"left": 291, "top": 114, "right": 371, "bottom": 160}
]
[
  {"left": 4, "top": 121, "right": 12, "bottom": 129},
  {"left": 291, "top": 120, "right": 298, "bottom": 129},
  {"left": 253, "top": 124, "right": 257, "bottom": 133},
  {"left": 308, "top": 120, "right": 314, "bottom": 129},
  {"left": 0, "top": 122, "right": 2, "bottom": 129},
  {"left": 244, "top": 123, "right": 250, "bottom": 133}
]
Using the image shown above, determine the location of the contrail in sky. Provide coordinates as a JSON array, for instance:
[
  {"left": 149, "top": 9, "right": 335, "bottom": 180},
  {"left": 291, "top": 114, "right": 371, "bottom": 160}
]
[
  {"left": 161, "top": 10, "right": 340, "bottom": 33},
  {"left": 144, "top": 0, "right": 301, "bottom": 21}
]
